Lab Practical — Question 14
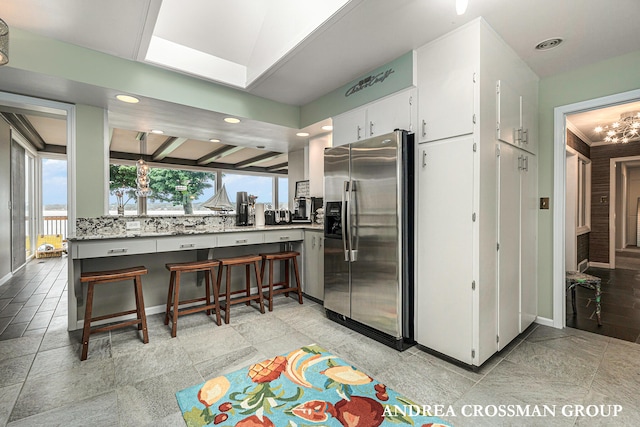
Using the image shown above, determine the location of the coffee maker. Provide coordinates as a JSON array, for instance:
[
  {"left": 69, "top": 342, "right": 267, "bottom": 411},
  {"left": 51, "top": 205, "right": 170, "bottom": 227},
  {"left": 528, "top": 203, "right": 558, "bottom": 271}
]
[
  {"left": 236, "top": 191, "right": 249, "bottom": 226},
  {"left": 292, "top": 197, "right": 311, "bottom": 222}
]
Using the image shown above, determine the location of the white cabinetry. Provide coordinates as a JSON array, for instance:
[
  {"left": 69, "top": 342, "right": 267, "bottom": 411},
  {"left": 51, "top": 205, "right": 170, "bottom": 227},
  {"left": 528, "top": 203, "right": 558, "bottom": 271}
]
[
  {"left": 332, "top": 88, "right": 417, "bottom": 147},
  {"left": 498, "top": 143, "right": 538, "bottom": 338},
  {"left": 303, "top": 230, "right": 324, "bottom": 301},
  {"left": 416, "top": 28, "right": 476, "bottom": 143},
  {"left": 414, "top": 18, "right": 538, "bottom": 368},
  {"left": 497, "top": 80, "right": 538, "bottom": 154}
]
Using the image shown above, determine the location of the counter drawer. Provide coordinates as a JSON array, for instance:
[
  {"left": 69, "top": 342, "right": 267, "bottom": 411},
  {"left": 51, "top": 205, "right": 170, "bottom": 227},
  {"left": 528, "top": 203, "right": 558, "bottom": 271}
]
[
  {"left": 264, "top": 229, "right": 304, "bottom": 243},
  {"left": 74, "top": 238, "right": 157, "bottom": 259},
  {"left": 156, "top": 235, "right": 216, "bottom": 252},
  {"left": 217, "top": 232, "right": 264, "bottom": 247}
]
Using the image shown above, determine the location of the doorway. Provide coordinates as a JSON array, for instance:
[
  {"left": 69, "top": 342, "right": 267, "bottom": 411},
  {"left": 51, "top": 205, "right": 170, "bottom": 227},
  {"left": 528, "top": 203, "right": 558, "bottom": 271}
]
[{"left": 554, "top": 89, "right": 640, "bottom": 341}]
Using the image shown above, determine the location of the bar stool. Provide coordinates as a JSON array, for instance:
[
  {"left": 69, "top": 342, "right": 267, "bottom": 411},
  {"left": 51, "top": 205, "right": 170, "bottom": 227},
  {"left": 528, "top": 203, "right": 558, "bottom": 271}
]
[
  {"left": 80, "top": 266, "right": 149, "bottom": 361},
  {"left": 164, "top": 259, "right": 222, "bottom": 338},
  {"left": 216, "top": 255, "right": 265, "bottom": 324},
  {"left": 259, "top": 251, "right": 303, "bottom": 311}
]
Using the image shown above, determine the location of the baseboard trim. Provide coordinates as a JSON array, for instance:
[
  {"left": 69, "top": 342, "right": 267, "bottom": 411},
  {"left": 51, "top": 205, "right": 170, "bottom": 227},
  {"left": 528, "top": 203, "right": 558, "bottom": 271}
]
[
  {"left": 0, "top": 272, "right": 12, "bottom": 287},
  {"left": 534, "top": 316, "right": 555, "bottom": 328},
  {"left": 588, "top": 262, "right": 610, "bottom": 269}
]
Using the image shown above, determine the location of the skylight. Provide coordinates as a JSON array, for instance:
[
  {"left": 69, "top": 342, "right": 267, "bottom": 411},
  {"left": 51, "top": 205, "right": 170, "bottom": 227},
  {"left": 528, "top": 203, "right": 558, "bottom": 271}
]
[{"left": 145, "top": 0, "right": 351, "bottom": 89}]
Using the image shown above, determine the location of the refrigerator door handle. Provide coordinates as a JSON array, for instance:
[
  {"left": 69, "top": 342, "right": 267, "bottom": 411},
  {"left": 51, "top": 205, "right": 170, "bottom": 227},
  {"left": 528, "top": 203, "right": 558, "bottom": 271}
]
[
  {"left": 350, "top": 180, "right": 359, "bottom": 262},
  {"left": 342, "top": 180, "right": 350, "bottom": 261}
]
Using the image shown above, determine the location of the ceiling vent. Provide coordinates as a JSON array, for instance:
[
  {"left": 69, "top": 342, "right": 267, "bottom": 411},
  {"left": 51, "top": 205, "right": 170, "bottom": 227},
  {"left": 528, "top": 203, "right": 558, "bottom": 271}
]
[{"left": 535, "top": 38, "right": 564, "bottom": 51}]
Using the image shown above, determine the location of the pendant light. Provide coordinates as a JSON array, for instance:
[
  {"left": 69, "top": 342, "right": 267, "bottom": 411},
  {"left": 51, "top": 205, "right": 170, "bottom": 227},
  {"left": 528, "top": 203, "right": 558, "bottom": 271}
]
[{"left": 0, "top": 18, "right": 8, "bottom": 65}]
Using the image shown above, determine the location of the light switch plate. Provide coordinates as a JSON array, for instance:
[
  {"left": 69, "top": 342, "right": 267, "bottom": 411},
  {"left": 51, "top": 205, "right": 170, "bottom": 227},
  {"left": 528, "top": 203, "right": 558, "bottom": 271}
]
[{"left": 126, "top": 221, "right": 141, "bottom": 230}]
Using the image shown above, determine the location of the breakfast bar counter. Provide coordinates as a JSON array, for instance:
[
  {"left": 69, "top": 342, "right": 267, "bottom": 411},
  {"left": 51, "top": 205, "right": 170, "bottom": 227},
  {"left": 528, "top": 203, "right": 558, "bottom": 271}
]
[{"left": 67, "top": 216, "right": 322, "bottom": 331}]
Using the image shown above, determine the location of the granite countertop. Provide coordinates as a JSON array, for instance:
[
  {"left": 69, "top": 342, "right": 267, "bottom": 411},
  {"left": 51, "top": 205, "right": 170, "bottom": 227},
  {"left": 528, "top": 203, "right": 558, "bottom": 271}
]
[{"left": 68, "top": 223, "right": 324, "bottom": 241}]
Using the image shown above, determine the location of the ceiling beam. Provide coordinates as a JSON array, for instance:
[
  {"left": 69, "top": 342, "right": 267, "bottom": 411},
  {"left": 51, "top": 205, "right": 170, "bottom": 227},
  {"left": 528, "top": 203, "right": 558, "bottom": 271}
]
[
  {"left": 152, "top": 136, "right": 188, "bottom": 161},
  {"left": 266, "top": 162, "right": 288, "bottom": 171},
  {"left": 1, "top": 113, "right": 46, "bottom": 150},
  {"left": 197, "top": 145, "right": 244, "bottom": 165},
  {"left": 109, "top": 151, "right": 287, "bottom": 176},
  {"left": 235, "top": 152, "right": 284, "bottom": 168}
]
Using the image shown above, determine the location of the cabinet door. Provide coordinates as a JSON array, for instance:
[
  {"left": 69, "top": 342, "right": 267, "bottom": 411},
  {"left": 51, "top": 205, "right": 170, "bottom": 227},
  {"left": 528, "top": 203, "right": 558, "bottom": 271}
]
[
  {"left": 521, "top": 95, "right": 538, "bottom": 154},
  {"left": 304, "top": 231, "right": 324, "bottom": 301},
  {"left": 496, "top": 80, "right": 520, "bottom": 146},
  {"left": 520, "top": 154, "right": 537, "bottom": 331},
  {"left": 366, "top": 88, "right": 416, "bottom": 137},
  {"left": 416, "top": 136, "right": 474, "bottom": 364},
  {"left": 417, "top": 32, "right": 475, "bottom": 143},
  {"left": 497, "top": 143, "right": 521, "bottom": 350},
  {"left": 332, "top": 108, "right": 366, "bottom": 147}
]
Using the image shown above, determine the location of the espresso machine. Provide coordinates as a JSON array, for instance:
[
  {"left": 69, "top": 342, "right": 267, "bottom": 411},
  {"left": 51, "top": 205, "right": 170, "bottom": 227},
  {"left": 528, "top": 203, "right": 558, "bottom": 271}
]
[
  {"left": 236, "top": 191, "right": 249, "bottom": 226},
  {"left": 292, "top": 197, "right": 312, "bottom": 222}
]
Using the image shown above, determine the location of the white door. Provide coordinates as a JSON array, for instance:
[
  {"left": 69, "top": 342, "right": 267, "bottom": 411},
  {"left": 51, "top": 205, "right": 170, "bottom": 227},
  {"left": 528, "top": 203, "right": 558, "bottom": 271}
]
[
  {"left": 496, "top": 79, "right": 521, "bottom": 147},
  {"left": 366, "top": 89, "right": 416, "bottom": 137},
  {"left": 497, "top": 143, "right": 521, "bottom": 350},
  {"left": 416, "top": 136, "right": 475, "bottom": 364}
]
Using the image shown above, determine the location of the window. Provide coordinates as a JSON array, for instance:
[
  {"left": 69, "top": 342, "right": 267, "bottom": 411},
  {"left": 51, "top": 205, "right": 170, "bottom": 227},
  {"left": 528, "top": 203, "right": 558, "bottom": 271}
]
[
  {"left": 109, "top": 162, "right": 288, "bottom": 215},
  {"left": 577, "top": 157, "right": 591, "bottom": 232}
]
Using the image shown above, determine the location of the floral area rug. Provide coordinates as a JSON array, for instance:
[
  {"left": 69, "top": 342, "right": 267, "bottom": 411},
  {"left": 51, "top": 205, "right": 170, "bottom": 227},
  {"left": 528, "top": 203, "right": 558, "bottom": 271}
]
[{"left": 176, "top": 344, "right": 451, "bottom": 427}]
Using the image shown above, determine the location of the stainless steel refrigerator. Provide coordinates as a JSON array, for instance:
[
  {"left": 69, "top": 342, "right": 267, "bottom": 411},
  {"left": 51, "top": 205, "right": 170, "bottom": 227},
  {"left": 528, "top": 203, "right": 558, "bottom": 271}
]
[{"left": 323, "top": 130, "right": 414, "bottom": 350}]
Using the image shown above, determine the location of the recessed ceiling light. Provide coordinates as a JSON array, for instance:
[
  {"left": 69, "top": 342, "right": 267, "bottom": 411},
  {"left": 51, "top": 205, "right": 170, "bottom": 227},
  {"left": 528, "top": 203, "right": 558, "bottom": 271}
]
[
  {"left": 115, "top": 94, "right": 139, "bottom": 103},
  {"left": 535, "top": 38, "right": 563, "bottom": 51},
  {"left": 150, "top": 129, "right": 164, "bottom": 134},
  {"left": 322, "top": 125, "right": 333, "bottom": 131},
  {"left": 224, "top": 117, "right": 241, "bottom": 124},
  {"left": 209, "top": 138, "right": 220, "bottom": 143},
  {"left": 296, "top": 132, "right": 310, "bottom": 137}
]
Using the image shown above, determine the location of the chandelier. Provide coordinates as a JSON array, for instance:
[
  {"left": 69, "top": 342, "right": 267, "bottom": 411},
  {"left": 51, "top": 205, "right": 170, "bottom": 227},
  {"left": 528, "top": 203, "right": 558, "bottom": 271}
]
[{"left": 595, "top": 111, "right": 640, "bottom": 144}]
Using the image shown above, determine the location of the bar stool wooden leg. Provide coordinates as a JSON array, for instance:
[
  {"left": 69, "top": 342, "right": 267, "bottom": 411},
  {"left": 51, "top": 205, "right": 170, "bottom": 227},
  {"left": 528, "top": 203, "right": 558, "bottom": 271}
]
[
  {"left": 135, "top": 275, "right": 149, "bottom": 343},
  {"left": 81, "top": 282, "right": 95, "bottom": 361},
  {"left": 254, "top": 260, "right": 265, "bottom": 314},
  {"left": 225, "top": 265, "right": 232, "bottom": 324},
  {"left": 170, "top": 271, "right": 182, "bottom": 338},
  {"left": 292, "top": 256, "right": 303, "bottom": 305},
  {"left": 284, "top": 259, "right": 290, "bottom": 297},
  {"left": 164, "top": 271, "right": 175, "bottom": 326},
  {"left": 204, "top": 272, "right": 212, "bottom": 316},
  {"left": 210, "top": 267, "right": 222, "bottom": 326},
  {"left": 245, "top": 264, "right": 252, "bottom": 306},
  {"left": 267, "top": 259, "right": 275, "bottom": 311}
]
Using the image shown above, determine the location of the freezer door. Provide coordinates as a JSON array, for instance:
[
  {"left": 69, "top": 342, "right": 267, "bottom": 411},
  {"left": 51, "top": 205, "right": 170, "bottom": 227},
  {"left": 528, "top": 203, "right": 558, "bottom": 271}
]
[
  {"left": 323, "top": 145, "right": 351, "bottom": 317},
  {"left": 349, "top": 132, "right": 403, "bottom": 337}
]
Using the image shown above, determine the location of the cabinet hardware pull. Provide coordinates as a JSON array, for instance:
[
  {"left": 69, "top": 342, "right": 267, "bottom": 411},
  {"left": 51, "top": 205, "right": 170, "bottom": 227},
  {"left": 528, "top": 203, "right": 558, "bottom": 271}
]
[
  {"left": 319, "top": 238, "right": 322, "bottom": 249},
  {"left": 357, "top": 125, "right": 362, "bottom": 140},
  {"left": 312, "top": 236, "right": 316, "bottom": 248},
  {"left": 370, "top": 121, "right": 374, "bottom": 135},
  {"left": 107, "top": 248, "right": 127, "bottom": 253},
  {"left": 280, "top": 236, "right": 290, "bottom": 240},
  {"left": 180, "top": 243, "right": 195, "bottom": 248},
  {"left": 422, "top": 120, "right": 426, "bottom": 137},
  {"left": 422, "top": 150, "right": 427, "bottom": 167},
  {"left": 236, "top": 239, "right": 248, "bottom": 244},
  {"left": 522, "top": 129, "right": 528, "bottom": 144}
]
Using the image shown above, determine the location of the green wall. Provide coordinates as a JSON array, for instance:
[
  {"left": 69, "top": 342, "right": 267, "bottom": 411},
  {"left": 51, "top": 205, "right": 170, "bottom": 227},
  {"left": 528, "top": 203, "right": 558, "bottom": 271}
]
[
  {"left": 75, "top": 105, "right": 106, "bottom": 218},
  {"left": 9, "top": 28, "right": 300, "bottom": 129},
  {"left": 537, "top": 49, "right": 640, "bottom": 319},
  {"left": 301, "top": 52, "right": 414, "bottom": 127}
]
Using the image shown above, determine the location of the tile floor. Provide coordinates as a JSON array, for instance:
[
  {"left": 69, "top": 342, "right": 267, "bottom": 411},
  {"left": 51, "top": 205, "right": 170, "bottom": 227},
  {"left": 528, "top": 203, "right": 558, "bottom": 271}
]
[{"left": 1, "top": 257, "right": 639, "bottom": 426}]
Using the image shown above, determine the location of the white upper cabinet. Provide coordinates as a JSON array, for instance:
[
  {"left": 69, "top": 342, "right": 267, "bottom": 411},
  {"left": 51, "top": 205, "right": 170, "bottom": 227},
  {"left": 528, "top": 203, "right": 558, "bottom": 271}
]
[
  {"left": 332, "top": 107, "right": 366, "bottom": 147},
  {"left": 332, "top": 88, "right": 417, "bottom": 147},
  {"left": 366, "top": 88, "right": 417, "bottom": 137},
  {"left": 496, "top": 79, "right": 520, "bottom": 146},
  {"left": 416, "top": 26, "right": 477, "bottom": 143}
]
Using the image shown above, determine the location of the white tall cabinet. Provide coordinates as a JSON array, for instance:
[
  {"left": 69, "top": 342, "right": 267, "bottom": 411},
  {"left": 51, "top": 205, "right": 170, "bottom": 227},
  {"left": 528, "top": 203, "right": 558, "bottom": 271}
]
[{"left": 415, "top": 18, "right": 538, "bottom": 367}]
